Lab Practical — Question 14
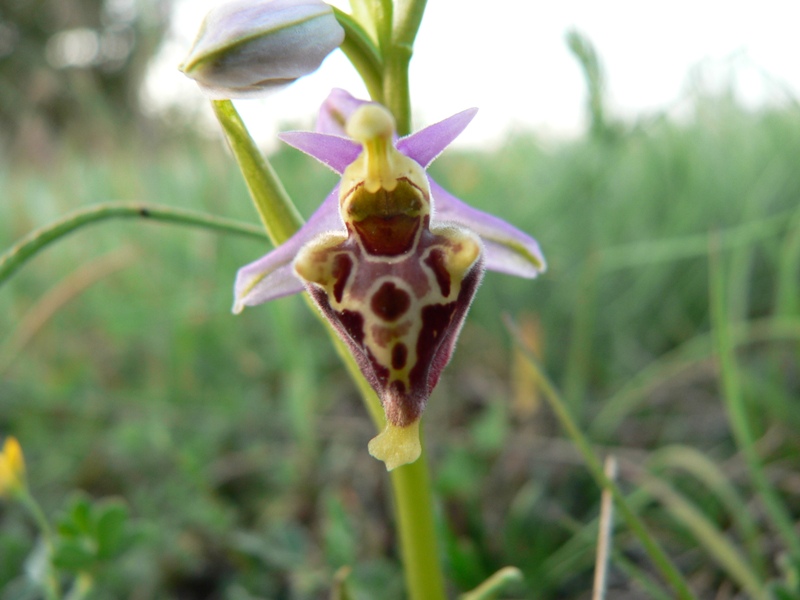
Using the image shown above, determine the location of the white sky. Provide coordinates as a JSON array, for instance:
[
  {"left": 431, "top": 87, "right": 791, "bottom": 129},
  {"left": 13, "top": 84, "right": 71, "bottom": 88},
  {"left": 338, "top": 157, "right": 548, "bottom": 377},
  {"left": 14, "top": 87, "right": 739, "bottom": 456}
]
[{"left": 144, "top": 0, "right": 800, "bottom": 149}]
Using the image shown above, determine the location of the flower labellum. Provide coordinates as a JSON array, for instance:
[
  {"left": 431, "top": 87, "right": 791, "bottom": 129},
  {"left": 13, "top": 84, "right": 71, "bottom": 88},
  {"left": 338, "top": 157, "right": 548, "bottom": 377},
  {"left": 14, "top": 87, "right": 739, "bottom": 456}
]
[
  {"left": 296, "top": 105, "right": 484, "bottom": 468},
  {"left": 180, "top": 0, "right": 344, "bottom": 99},
  {"left": 234, "top": 90, "right": 546, "bottom": 469}
]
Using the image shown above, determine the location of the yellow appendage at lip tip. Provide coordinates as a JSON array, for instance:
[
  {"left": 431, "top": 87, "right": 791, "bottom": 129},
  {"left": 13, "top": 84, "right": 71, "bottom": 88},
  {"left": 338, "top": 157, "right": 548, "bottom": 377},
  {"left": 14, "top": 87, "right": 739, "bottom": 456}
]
[{"left": 368, "top": 420, "right": 421, "bottom": 471}]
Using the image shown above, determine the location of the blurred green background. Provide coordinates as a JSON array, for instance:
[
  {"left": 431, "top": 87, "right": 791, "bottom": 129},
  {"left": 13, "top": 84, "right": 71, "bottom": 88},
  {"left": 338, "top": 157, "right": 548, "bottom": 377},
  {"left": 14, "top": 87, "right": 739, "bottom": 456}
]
[{"left": 1, "top": 2, "right": 799, "bottom": 599}]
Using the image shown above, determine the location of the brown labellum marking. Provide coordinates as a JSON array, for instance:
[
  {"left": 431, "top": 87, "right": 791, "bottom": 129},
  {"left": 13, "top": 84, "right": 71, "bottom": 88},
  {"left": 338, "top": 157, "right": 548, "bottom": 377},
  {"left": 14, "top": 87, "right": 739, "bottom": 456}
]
[
  {"left": 408, "top": 301, "right": 458, "bottom": 393},
  {"left": 331, "top": 253, "right": 353, "bottom": 303},
  {"left": 346, "top": 180, "right": 425, "bottom": 256},
  {"left": 352, "top": 215, "right": 420, "bottom": 256},
  {"left": 391, "top": 343, "right": 408, "bottom": 370},
  {"left": 371, "top": 281, "right": 411, "bottom": 322},
  {"left": 424, "top": 248, "right": 451, "bottom": 297},
  {"left": 370, "top": 321, "right": 411, "bottom": 348},
  {"left": 384, "top": 379, "right": 418, "bottom": 427},
  {"left": 366, "top": 347, "right": 390, "bottom": 387},
  {"left": 418, "top": 302, "right": 457, "bottom": 346},
  {"left": 337, "top": 309, "right": 366, "bottom": 346}
]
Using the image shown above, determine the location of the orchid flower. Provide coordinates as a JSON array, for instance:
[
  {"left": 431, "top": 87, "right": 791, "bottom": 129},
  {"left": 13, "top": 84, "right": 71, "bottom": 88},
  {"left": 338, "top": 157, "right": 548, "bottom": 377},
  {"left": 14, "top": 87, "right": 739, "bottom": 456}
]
[{"left": 234, "top": 90, "right": 546, "bottom": 469}]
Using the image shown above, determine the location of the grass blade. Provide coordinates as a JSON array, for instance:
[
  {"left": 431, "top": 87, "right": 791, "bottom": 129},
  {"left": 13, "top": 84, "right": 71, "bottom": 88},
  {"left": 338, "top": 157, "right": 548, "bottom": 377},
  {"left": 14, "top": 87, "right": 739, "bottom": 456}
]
[
  {"left": 638, "top": 473, "right": 767, "bottom": 599},
  {"left": 709, "top": 236, "right": 800, "bottom": 564},
  {"left": 506, "top": 317, "right": 699, "bottom": 600}
]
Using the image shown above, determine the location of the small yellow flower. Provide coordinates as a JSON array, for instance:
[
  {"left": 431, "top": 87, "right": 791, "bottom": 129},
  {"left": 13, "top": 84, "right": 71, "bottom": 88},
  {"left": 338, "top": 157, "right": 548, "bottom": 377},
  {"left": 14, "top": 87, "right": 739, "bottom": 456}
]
[{"left": 0, "top": 436, "right": 26, "bottom": 497}]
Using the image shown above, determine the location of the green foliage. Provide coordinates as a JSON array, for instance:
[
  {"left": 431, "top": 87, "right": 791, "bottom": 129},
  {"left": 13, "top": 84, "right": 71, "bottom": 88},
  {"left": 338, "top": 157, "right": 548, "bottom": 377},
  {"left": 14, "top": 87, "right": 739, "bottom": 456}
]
[
  {"left": 0, "top": 0, "right": 172, "bottom": 155},
  {"left": 2, "top": 89, "right": 800, "bottom": 597},
  {"left": 52, "top": 494, "right": 137, "bottom": 570}
]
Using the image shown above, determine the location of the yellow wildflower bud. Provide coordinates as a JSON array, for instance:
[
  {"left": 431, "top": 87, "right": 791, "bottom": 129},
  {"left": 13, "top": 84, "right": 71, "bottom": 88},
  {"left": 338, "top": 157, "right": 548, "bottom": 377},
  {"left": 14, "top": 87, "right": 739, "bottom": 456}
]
[{"left": 0, "top": 436, "right": 26, "bottom": 497}]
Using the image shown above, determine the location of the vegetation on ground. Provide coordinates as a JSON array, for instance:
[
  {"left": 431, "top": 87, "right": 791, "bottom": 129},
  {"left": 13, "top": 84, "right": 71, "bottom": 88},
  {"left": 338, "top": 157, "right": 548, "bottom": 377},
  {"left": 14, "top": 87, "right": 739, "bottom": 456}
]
[{"left": 1, "top": 84, "right": 799, "bottom": 598}]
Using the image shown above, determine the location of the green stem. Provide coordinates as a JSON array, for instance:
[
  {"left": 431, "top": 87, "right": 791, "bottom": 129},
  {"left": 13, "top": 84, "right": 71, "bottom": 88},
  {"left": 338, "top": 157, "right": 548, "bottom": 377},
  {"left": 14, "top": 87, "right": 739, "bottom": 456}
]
[
  {"left": 393, "top": 0, "right": 429, "bottom": 50},
  {"left": 0, "top": 202, "right": 267, "bottom": 288},
  {"left": 390, "top": 442, "right": 447, "bottom": 600},
  {"left": 211, "top": 100, "right": 303, "bottom": 245},
  {"left": 383, "top": 0, "right": 428, "bottom": 133},
  {"left": 375, "top": 0, "right": 394, "bottom": 56},
  {"left": 17, "top": 492, "right": 61, "bottom": 600},
  {"left": 507, "top": 322, "right": 698, "bottom": 600},
  {"left": 333, "top": 8, "right": 385, "bottom": 102},
  {"left": 383, "top": 47, "right": 413, "bottom": 135}
]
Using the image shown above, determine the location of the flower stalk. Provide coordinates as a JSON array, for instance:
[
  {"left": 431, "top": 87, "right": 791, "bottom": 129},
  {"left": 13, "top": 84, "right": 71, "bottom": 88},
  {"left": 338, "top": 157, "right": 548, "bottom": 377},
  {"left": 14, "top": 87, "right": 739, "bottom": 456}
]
[
  {"left": 211, "top": 100, "right": 303, "bottom": 243},
  {"left": 391, "top": 443, "right": 447, "bottom": 600},
  {"left": 376, "top": 0, "right": 428, "bottom": 134}
]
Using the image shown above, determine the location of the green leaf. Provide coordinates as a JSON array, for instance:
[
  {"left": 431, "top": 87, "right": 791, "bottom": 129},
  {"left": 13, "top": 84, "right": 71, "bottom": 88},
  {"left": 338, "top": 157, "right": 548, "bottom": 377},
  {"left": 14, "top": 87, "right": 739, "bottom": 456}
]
[
  {"left": 56, "top": 520, "right": 82, "bottom": 539},
  {"left": 69, "top": 496, "right": 93, "bottom": 535},
  {"left": 95, "top": 501, "right": 130, "bottom": 559},
  {"left": 52, "top": 539, "right": 95, "bottom": 572}
]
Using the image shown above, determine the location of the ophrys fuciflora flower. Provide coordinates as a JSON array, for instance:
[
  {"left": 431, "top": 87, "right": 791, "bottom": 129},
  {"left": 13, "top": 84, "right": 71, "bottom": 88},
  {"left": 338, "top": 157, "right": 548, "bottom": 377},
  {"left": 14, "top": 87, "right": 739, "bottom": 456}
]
[{"left": 234, "top": 90, "right": 546, "bottom": 469}]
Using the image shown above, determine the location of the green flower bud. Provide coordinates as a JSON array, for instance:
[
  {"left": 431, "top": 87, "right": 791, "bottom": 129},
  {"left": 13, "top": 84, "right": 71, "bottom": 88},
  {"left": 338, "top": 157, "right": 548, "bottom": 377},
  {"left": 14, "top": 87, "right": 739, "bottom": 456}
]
[{"left": 180, "top": 0, "right": 344, "bottom": 99}]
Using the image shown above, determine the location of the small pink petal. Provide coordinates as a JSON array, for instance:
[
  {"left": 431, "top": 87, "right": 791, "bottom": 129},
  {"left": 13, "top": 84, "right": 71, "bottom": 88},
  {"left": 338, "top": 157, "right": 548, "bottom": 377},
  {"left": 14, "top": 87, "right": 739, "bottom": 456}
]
[
  {"left": 397, "top": 108, "right": 478, "bottom": 168},
  {"left": 233, "top": 185, "right": 343, "bottom": 312},
  {"left": 278, "top": 131, "right": 361, "bottom": 174},
  {"left": 430, "top": 180, "right": 546, "bottom": 277},
  {"left": 316, "top": 88, "right": 371, "bottom": 135}
]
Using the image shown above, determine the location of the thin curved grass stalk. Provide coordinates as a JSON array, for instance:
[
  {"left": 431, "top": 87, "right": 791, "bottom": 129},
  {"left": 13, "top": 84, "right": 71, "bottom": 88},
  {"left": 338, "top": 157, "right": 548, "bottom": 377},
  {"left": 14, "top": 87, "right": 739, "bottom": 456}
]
[
  {"left": 459, "top": 566, "right": 524, "bottom": 600},
  {"left": 542, "top": 483, "right": 655, "bottom": 585},
  {"left": 648, "top": 445, "right": 767, "bottom": 577},
  {"left": 505, "top": 317, "right": 698, "bottom": 600},
  {"left": 0, "top": 202, "right": 267, "bottom": 288},
  {"left": 637, "top": 473, "right": 767, "bottom": 599},
  {"left": 610, "top": 553, "right": 676, "bottom": 600}
]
